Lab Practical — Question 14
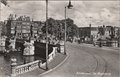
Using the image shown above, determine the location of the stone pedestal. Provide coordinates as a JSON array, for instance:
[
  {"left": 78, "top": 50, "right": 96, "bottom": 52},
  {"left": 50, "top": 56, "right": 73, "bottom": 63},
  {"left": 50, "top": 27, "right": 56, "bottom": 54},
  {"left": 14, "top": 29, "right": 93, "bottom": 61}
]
[
  {"left": 23, "top": 41, "right": 35, "bottom": 56},
  {"left": 11, "top": 58, "right": 17, "bottom": 77},
  {"left": 60, "top": 41, "right": 64, "bottom": 54}
]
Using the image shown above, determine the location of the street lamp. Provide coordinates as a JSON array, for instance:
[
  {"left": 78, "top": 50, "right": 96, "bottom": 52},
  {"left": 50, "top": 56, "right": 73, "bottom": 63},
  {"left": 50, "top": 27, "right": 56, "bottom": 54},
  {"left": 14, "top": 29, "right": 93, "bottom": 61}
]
[
  {"left": 67, "top": 0, "right": 73, "bottom": 9},
  {"left": 45, "top": 0, "right": 48, "bottom": 70},
  {"left": 64, "top": 0, "right": 73, "bottom": 55}
]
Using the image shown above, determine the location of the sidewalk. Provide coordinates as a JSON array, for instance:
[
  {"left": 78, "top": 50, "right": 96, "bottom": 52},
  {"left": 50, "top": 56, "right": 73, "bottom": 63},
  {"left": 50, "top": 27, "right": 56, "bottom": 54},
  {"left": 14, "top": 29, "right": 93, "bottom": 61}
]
[
  {"left": 80, "top": 43, "right": 120, "bottom": 51},
  {"left": 17, "top": 52, "right": 67, "bottom": 77}
]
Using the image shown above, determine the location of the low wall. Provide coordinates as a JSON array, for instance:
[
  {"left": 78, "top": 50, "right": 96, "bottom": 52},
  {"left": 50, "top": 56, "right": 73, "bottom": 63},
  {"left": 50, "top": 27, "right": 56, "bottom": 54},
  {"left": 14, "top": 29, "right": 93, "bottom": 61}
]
[
  {"left": 48, "top": 47, "right": 57, "bottom": 62},
  {"left": 11, "top": 46, "right": 57, "bottom": 77},
  {"left": 11, "top": 60, "right": 40, "bottom": 76},
  {"left": 40, "top": 47, "right": 57, "bottom": 67}
]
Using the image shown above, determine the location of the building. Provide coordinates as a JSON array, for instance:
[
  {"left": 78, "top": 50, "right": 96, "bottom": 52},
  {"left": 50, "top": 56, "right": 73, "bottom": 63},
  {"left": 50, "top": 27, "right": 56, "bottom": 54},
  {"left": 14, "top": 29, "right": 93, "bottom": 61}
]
[
  {"left": 33, "top": 21, "right": 45, "bottom": 35},
  {"left": 5, "top": 15, "right": 39, "bottom": 39},
  {"left": 79, "top": 25, "right": 91, "bottom": 38},
  {"left": 91, "top": 27, "right": 98, "bottom": 36},
  {"left": 0, "top": 21, "right": 6, "bottom": 37},
  {"left": 0, "top": 22, "right": 2, "bottom": 37}
]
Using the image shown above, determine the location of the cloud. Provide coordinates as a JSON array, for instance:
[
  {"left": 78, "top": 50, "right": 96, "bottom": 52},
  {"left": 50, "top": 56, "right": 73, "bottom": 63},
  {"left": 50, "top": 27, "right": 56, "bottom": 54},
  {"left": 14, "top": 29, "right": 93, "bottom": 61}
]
[
  {"left": 100, "top": 8, "right": 111, "bottom": 20},
  {"left": 0, "top": 1, "right": 120, "bottom": 27}
]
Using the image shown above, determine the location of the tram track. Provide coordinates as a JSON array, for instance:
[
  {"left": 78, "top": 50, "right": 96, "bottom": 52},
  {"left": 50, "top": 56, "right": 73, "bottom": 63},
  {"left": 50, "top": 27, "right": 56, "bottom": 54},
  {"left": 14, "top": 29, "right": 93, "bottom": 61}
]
[
  {"left": 79, "top": 43, "right": 119, "bottom": 77},
  {"left": 71, "top": 43, "right": 108, "bottom": 77},
  {"left": 80, "top": 46, "right": 108, "bottom": 77}
]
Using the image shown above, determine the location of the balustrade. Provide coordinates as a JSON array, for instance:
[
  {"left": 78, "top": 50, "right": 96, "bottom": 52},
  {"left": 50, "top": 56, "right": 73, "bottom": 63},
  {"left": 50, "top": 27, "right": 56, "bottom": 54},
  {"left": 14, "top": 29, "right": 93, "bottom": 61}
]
[
  {"left": 10, "top": 44, "right": 57, "bottom": 76},
  {"left": 11, "top": 60, "right": 41, "bottom": 76}
]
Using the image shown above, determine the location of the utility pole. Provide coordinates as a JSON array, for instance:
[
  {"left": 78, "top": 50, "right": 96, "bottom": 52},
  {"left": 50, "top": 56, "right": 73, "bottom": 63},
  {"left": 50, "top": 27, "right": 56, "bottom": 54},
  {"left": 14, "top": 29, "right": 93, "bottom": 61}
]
[
  {"left": 64, "top": 0, "right": 73, "bottom": 55},
  {"left": 64, "top": 6, "right": 67, "bottom": 55},
  {"left": 45, "top": 0, "right": 48, "bottom": 70}
]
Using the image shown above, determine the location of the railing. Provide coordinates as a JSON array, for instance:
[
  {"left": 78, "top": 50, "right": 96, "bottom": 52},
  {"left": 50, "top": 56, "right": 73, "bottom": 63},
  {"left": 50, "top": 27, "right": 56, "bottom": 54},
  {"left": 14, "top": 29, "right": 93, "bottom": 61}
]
[
  {"left": 11, "top": 60, "right": 41, "bottom": 76},
  {"left": 11, "top": 46, "right": 58, "bottom": 77},
  {"left": 48, "top": 47, "right": 57, "bottom": 62}
]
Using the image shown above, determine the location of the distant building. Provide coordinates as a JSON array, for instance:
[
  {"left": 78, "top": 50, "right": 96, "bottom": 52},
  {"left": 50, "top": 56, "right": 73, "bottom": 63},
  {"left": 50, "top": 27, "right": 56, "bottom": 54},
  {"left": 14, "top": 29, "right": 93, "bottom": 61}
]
[
  {"left": 33, "top": 21, "right": 45, "bottom": 35},
  {"left": 78, "top": 25, "right": 114, "bottom": 38},
  {"left": 0, "top": 22, "right": 2, "bottom": 37},
  {"left": 79, "top": 25, "right": 91, "bottom": 38},
  {"left": 5, "top": 15, "right": 39, "bottom": 39},
  {"left": 106, "top": 26, "right": 120, "bottom": 39},
  {"left": 0, "top": 21, "right": 6, "bottom": 37},
  {"left": 91, "top": 27, "right": 98, "bottom": 37}
]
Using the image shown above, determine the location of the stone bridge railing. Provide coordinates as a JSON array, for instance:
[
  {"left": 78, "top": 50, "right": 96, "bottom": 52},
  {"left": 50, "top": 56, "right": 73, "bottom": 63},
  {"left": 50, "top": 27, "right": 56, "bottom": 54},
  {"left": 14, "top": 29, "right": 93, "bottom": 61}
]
[
  {"left": 10, "top": 47, "right": 57, "bottom": 77},
  {"left": 11, "top": 60, "right": 40, "bottom": 76}
]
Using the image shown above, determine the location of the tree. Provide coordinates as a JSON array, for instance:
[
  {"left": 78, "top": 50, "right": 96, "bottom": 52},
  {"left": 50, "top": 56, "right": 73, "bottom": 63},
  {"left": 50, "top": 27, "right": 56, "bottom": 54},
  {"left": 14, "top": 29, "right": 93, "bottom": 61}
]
[
  {"left": 65, "top": 18, "right": 78, "bottom": 39},
  {"left": 41, "top": 18, "right": 79, "bottom": 40}
]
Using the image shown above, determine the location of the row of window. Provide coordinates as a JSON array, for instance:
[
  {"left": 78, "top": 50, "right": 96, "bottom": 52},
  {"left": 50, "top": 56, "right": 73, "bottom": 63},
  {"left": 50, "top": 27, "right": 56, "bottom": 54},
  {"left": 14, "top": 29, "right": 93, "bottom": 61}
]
[{"left": 11, "top": 21, "right": 31, "bottom": 25}]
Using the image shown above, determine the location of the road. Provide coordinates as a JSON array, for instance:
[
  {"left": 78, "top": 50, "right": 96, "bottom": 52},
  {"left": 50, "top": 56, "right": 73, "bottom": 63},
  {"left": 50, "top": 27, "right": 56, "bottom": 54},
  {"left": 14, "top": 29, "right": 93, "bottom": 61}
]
[{"left": 40, "top": 42, "right": 119, "bottom": 77}]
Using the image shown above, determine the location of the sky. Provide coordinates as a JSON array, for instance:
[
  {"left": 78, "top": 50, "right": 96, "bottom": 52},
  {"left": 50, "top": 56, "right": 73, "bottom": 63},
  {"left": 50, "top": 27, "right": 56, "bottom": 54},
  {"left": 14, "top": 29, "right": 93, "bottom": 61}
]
[{"left": 0, "top": 0, "right": 120, "bottom": 27}]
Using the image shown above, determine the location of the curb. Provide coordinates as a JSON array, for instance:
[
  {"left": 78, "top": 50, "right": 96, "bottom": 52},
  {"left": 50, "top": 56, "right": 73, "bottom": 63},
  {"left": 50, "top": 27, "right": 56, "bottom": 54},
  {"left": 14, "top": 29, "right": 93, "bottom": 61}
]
[{"left": 38, "top": 53, "right": 69, "bottom": 76}]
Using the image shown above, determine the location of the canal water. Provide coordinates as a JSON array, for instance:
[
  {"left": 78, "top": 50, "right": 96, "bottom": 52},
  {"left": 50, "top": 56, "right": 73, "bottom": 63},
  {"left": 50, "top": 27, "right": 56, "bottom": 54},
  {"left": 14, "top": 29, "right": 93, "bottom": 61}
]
[{"left": 0, "top": 51, "right": 42, "bottom": 76}]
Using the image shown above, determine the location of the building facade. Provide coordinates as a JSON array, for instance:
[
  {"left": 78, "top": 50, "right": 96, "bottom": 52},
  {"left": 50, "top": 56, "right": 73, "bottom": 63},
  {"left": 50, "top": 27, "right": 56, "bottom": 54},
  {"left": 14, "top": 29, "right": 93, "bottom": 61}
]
[
  {"left": 0, "top": 22, "right": 2, "bottom": 37},
  {"left": 0, "top": 21, "right": 6, "bottom": 37},
  {"left": 79, "top": 25, "right": 119, "bottom": 39},
  {"left": 5, "top": 15, "right": 39, "bottom": 39},
  {"left": 79, "top": 27, "right": 91, "bottom": 38}
]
